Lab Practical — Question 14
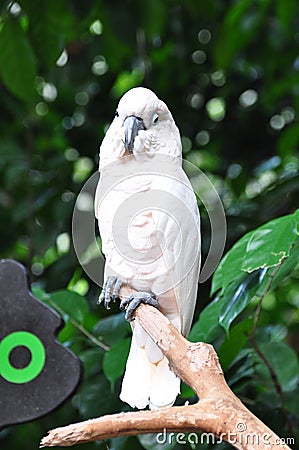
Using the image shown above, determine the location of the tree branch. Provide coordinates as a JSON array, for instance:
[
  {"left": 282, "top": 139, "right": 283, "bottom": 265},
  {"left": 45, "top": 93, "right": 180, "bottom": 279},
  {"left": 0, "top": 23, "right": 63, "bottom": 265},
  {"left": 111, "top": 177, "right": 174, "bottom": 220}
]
[{"left": 40, "top": 286, "right": 293, "bottom": 450}]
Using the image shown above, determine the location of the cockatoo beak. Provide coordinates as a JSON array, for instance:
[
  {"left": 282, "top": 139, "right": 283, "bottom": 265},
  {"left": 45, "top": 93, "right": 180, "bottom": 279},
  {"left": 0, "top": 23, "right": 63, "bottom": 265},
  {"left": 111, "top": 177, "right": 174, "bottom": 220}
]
[{"left": 123, "top": 115, "right": 145, "bottom": 152}]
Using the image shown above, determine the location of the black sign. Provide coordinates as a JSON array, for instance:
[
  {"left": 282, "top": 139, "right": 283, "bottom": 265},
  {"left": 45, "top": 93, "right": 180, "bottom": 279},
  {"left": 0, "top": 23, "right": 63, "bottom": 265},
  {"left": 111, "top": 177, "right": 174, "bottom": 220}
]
[{"left": 0, "top": 259, "right": 81, "bottom": 429}]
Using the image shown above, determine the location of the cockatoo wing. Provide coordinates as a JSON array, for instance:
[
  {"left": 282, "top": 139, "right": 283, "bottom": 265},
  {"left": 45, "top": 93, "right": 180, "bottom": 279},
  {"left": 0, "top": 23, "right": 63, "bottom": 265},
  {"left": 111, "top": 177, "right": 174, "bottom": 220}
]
[{"left": 150, "top": 165, "right": 201, "bottom": 337}]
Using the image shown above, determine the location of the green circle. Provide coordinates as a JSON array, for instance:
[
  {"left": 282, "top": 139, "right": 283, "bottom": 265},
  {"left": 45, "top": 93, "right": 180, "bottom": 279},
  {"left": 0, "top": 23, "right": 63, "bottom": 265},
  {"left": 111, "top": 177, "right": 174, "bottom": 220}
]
[{"left": 0, "top": 331, "right": 46, "bottom": 384}]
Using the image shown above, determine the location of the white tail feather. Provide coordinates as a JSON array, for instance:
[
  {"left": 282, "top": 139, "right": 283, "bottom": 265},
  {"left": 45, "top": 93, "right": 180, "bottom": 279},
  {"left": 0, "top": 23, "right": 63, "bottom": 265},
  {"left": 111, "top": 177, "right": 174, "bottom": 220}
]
[
  {"left": 149, "top": 357, "right": 180, "bottom": 409},
  {"left": 120, "top": 332, "right": 180, "bottom": 409}
]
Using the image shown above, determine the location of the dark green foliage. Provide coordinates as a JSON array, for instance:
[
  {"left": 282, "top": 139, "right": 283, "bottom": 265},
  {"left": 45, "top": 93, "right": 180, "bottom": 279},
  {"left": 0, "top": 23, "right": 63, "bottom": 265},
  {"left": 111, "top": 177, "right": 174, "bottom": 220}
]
[
  {"left": 0, "top": 17, "right": 36, "bottom": 100},
  {"left": 0, "top": 0, "right": 298, "bottom": 448}
]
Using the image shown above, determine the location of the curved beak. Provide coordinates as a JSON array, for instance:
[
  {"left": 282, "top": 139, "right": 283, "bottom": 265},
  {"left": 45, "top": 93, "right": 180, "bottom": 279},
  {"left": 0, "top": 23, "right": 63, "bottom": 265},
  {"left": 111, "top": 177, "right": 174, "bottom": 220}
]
[{"left": 123, "top": 116, "right": 145, "bottom": 152}]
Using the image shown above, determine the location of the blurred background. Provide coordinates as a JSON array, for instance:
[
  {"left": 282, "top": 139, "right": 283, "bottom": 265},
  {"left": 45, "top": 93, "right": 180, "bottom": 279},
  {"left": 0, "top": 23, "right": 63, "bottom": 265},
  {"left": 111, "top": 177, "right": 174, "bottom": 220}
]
[{"left": 0, "top": 0, "right": 298, "bottom": 449}]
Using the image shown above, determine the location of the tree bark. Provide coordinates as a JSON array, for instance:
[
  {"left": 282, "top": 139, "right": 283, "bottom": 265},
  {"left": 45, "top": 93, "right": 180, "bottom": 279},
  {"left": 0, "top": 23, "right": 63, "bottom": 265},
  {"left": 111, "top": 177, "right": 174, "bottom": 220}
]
[{"left": 40, "top": 286, "right": 293, "bottom": 450}]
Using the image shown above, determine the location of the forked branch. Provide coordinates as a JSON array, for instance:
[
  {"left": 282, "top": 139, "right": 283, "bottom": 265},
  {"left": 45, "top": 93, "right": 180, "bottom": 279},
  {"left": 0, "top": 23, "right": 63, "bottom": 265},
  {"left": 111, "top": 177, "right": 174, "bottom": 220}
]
[{"left": 40, "top": 286, "right": 292, "bottom": 450}]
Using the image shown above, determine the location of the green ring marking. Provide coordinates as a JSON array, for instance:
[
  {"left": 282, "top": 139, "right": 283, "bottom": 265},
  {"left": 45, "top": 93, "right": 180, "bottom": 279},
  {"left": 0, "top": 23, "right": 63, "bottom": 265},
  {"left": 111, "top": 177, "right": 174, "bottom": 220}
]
[{"left": 0, "top": 331, "right": 46, "bottom": 384}]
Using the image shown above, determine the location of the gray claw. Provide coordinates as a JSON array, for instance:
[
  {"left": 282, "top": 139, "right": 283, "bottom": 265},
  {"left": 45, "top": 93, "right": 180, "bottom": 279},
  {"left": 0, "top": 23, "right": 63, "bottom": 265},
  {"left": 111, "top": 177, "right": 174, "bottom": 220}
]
[
  {"left": 112, "top": 278, "right": 124, "bottom": 302},
  {"left": 97, "top": 290, "right": 105, "bottom": 305},
  {"left": 120, "top": 292, "right": 158, "bottom": 322},
  {"left": 97, "top": 276, "right": 122, "bottom": 309}
]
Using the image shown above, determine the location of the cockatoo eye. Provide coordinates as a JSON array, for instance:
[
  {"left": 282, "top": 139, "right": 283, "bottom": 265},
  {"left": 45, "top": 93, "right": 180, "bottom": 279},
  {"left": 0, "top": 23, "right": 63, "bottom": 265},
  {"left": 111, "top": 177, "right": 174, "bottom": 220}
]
[
  {"left": 152, "top": 113, "right": 159, "bottom": 124},
  {"left": 115, "top": 110, "right": 119, "bottom": 117}
]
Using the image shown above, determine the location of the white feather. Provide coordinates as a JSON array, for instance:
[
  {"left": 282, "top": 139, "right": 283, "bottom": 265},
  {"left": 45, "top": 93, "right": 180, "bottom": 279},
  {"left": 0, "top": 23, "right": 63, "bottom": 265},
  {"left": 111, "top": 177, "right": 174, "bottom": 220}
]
[{"left": 119, "top": 332, "right": 152, "bottom": 410}]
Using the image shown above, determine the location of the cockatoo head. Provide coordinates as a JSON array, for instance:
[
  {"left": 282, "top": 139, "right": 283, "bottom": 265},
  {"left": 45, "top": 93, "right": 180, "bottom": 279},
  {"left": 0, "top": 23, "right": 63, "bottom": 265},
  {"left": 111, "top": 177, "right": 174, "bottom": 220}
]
[
  {"left": 99, "top": 87, "right": 181, "bottom": 168},
  {"left": 116, "top": 87, "right": 174, "bottom": 152}
]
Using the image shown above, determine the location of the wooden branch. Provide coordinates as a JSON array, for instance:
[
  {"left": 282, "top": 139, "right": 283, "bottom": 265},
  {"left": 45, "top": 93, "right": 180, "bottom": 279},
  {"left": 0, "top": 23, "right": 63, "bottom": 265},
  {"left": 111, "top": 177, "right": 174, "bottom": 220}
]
[{"left": 40, "top": 286, "right": 293, "bottom": 450}]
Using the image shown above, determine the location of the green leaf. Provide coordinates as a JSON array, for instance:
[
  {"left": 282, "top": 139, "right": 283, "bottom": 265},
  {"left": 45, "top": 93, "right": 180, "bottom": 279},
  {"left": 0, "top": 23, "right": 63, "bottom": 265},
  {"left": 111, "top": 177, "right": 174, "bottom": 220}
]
[
  {"left": 270, "top": 240, "right": 299, "bottom": 292},
  {"left": 227, "top": 349, "right": 257, "bottom": 387},
  {"left": 138, "top": 433, "right": 177, "bottom": 450},
  {"left": 284, "top": 387, "right": 299, "bottom": 418},
  {"left": 211, "top": 211, "right": 299, "bottom": 295},
  {"left": 56, "top": 320, "right": 78, "bottom": 343},
  {"left": 241, "top": 213, "right": 298, "bottom": 273},
  {"left": 219, "top": 269, "right": 268, "bottom": 333},
  {"left": 255, "top": 324, "right": 288, "bottom": 344},
  {"left": 211, "top": 229, "right": 255, "bottom": 295},
  {"left": 293, "top": 208, "right": 299, "bottom": 233},
  {"left": 22, "top": 0, "right": 68, "bottom": 66},
  {"left": 278, "top": 123, "right": 299, "bottom": 157},
  {"left": 180, "top": 382, "right": 196, "bottom": 399},
  {"left": 109, "top": 436, "right": 142, "bottom": 450},
  {"left": 93, "top": 312, "right": 130, "bottom": 346},
  {"left": 73, "top": 374, "right": 120, "bottom": 418},
  {"left": 214, "top": 0, "right": 267, "bottom": 69},
  {"left": 0, "top": 18, "right": 36, "bottom": 100},
  {"left": 33, "top": 287, "right": 75, "bottom": 344},
  {"left": 112, "top": 69, "right": 144, "bottom": 98},
  {"left": 79, "top": 348, "right": 104, "bottom": 378},
  {"left": 140, "top": 1, "right": 166, "bottom": 37},
  {"left": 103, "top": 338, "right": 130, "bottom": 389},
  {"left": 275, "top": 0, "right": 298, "bottom": 32},
  {"left": 32, "top": 285, "right": 49, "bottom": 302},
  {"left": 218, "top": 318, "right": 253, "bottom": 370},
  {"left": 257, "top": 342, "right": 299, "bottom": 392},
  {"left": 211, "top": 212, "right": 299, "bottom": 333},
  {"left": 188, "top": 298, "right": 223, "bottom": 343},
  {"left": 48, "top": 289, "right": 89, "bottom": 324}
]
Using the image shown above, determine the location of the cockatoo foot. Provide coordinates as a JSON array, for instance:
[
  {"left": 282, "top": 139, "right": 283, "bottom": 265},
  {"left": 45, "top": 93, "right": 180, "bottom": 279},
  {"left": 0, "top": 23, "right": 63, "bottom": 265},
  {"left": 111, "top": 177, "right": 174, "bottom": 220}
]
[
  {"left": 120, "top": 292, "right": 158, "bottom": 322},
  {"left": 97, "top": 276, "right": 125, "bottom": 309}
]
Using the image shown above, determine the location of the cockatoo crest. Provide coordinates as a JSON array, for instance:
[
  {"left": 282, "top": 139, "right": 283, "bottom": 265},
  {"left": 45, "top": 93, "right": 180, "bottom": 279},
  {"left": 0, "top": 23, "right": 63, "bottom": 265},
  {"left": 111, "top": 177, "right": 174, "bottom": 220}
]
[{"left": 117, "top": 87, "right": 169, "bottom": 128}]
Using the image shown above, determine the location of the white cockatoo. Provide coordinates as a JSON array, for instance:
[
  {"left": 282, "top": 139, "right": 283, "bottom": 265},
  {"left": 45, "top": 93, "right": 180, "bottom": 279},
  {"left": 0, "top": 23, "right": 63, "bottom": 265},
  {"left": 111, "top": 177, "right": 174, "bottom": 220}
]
[{"left": 95, "top": 87, "right": 201, "bottom": 409}]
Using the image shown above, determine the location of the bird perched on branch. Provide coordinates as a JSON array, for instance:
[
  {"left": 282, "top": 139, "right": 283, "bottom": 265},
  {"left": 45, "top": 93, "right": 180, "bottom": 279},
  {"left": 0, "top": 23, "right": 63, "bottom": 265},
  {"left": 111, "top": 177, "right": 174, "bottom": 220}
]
[{"left": 95, "top": 87, "right": 201, "bottom": 409}]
